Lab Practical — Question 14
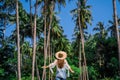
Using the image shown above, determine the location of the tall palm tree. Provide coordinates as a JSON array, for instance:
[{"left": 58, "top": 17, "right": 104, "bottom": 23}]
[
  {"left": 42, "top": 0, "right": 66, "bottom": 80},
  {"left": 31, "top": 0, "right": 38, "bottom": 80},
  {"left": 42, "top": 1, "right": 54, "bottom": 79},
  {"left": 71, "top": 0, "right": 92, "bottom": 79},
  {"left": 112, "top": 0, "right": 120, "bottom": 73},
  {"left": 42, "top": 0, "right": 47, "bottom": 80},
  {"left": 50, "top": 15, "right": 64, "bottom": 79},
  {"left": 16, "top": 0, "right": 21, "bottom": 80}
]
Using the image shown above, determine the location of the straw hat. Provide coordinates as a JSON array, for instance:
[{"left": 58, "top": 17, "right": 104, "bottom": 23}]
[{"left": 55, "top": 51, "right": 67, "bottom": 60}]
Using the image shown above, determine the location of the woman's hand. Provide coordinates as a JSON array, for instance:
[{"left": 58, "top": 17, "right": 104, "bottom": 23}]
[
  {"left": 41, "top": 66, "right": 49, "bottom": 68},
  {"left": 69, "top": 68, "right": 74, "bottom": 73},
  {"left": 71, "top": 70, "right": 74, "bottom": 73}
]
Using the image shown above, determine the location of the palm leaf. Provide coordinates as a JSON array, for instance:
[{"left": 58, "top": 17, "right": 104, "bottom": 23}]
[{"left": 93, "top": 27, "right": 100, "bottom": 31}]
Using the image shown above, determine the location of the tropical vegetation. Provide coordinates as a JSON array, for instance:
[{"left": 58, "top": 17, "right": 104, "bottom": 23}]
[{"left": 0, "top": 0, "right": 120, "bottom": 80}]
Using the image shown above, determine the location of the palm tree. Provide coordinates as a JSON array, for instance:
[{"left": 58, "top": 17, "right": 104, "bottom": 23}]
[
  {"left": 31, "top": 0, "right": 38, "bottom": 80},
  {"left": 0, "top": 0, "right": 16, "bottom": 40},
  {"left": 46, "top": 2, "right": 54, "bottom": 80},
  {"left": 93, "top": 22, "right": 107, "bottom": 39},
  {"left": 112, "top": 0, "right": 120, "bottom": 73},
  {"left": 42, "top": 1, "right": 47, "bottom": 79},
  {"left": 107, "top": 20, "right": 117, "bottom": 37},
  {"left": 51, "top": 14, "right": 63, "bottom": 40},
  {"left": 107, "top": 18, "right": 120, "bottom": 38},
  {"left": 42, "top": 1, "right": 54, "bottom": 79},
  {"left": 42, "top": 0, "right": 66, "bottom": 80},
  {"left": 50, "top": 15, "right": 64, "bottom": 79},
  {"left": 9, "top": 2, "right": 33, "bottom": 44},
  {"left": 16, "top": 0, "right": 21, "bottom": 80},
  {"left": 71, "top": 0, "right": 92, "bottom": 79}
]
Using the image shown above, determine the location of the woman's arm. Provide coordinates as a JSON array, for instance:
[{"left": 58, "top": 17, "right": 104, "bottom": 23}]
[
  {"left": 41, "top": 65, "right": 49, "bottom": 68},
  {"left": 69, "top": 68, "right": 74, "bottom": 73},
  {"left": 65, "top": 59, "right": 74, "bottom": 73},
  {"left": 42, "top": 59, "right": 57, "bottom": 69}
]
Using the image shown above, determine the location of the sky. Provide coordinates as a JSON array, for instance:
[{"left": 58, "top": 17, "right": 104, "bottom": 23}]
[
  {"left": 58, "top": 0, "right": 120, "bottom": 41},
  {"left": 5, "top": 0, "right": 120, "bottom": 41}
]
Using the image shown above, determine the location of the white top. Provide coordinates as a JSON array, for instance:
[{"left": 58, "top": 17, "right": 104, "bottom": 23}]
[{"left": 48, "top": 59, "right": 71, "bottom": 78}]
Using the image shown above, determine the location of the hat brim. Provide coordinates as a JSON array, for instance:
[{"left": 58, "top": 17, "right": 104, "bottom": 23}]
[{"left": 55, "top": 51, "right": 67, "bottom": 60}]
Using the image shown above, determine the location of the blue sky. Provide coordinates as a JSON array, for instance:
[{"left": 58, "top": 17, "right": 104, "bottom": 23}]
[
  {"left": 6, "top": 0, "right": 120, "bottom": 41},
  {"left": 58, "top": 0, "right": 120, "bottom": 41}
]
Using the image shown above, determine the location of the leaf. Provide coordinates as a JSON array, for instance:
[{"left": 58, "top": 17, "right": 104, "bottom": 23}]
[{"left": 0, "top": 68, "right": 5, "bottom": 76}]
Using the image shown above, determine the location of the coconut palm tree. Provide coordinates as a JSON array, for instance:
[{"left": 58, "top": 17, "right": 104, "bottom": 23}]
[
  {"left": 31, "top": 0, "right": 38, "bottom": 80},
  {"left": 41, "top": 0, "right": 66, "bottom": 79},
  {"left": 112, "top": 0, "right": 120, "bottom": 73},
  {"left": 16, "top": 0, "right": 21, "bottom": 80},
  {"left": 71, "top": 0, "right": 92, "bottom": 79}
]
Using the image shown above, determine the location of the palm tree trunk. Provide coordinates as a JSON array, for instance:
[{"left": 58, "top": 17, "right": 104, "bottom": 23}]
[
  {"left": 112, "top": 0, "right": 120, "bottom": 74},
  {"left": 16, "top": 0, "right": 21, "bottom": 80},
  {"left": 36, "top": 59, "right": 41, "bottom": 80},
  {"left": 42, "top": 0, "right": 47, "bottom": 79},
  {"left": 29, "top": 0, "right": 33, "bottom": 45},
  {"left": 32, "top": 0, "right": 38, "bottom": 80},
  {"left": 48, "top": 41, "right": 51, "bottom": 80},
  {"left": 46, "top": 0, "right": 54, "bottom": 57},
  {"left": 78, "top": 1, "right": 89, "bottom": 80},
  {"left": 79, "top": 26, "right": 88, "bottom": 80},
  {"left": 42, "top": 1, "right": 54, "bottom": 80},
  {"left": 79, "top": 41, "right": 82, "bottom": 80},
  {"left": 42, "top": 19, "right": 47, "bottom": 80},
  {"left": 50, "top": 37, "right": 54, "bottom": 80},
  {"left": 50, "top": 44, "right": 53, "bottom": 80},
  {"left": 29, "top": 0, "right": 32, "bottom": 26},
  {"left": 48, "top": 1, "right": 54, "bottom": 80}
]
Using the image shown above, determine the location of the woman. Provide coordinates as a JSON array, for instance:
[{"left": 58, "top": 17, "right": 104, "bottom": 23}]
[{"left": 42, "top": 51, "right": 74, "bottom": 80}]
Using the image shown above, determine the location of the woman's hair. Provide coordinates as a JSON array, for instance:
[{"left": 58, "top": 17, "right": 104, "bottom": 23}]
[
  {"left": 57, "top": 59, "right": 64, "bottom": 68},
  {"left": 57, "top": 52, "right": 65, "bottom": 68}
]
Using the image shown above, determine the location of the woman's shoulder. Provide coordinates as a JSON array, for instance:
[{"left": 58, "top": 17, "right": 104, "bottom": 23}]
[
  {"left": 64, "top": 59, "right": 68, "bottom": 63},
  {"left": 64, "top": 59, "right": 67, "bottom": 62},
  {"left": 54, "top": 59, "right": 58, "bottom": 62}
]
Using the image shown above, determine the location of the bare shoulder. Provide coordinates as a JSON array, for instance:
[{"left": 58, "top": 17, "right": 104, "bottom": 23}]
[
  {"left": 54, "top": 59, "right": 57, "bottom": 63},
  {"left": 64, "top": 59, "right": 68, "bottom": 62},
  {"left": 64, "top": 59, "right": 66, "bottom": 61}
]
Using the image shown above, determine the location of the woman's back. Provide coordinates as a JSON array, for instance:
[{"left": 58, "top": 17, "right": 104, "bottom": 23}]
[{"left": 42, "top": 51, "right": 74, "bottom": 80}]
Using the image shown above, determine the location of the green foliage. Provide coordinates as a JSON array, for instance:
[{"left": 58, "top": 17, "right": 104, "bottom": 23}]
[
  {"left": 101, "top": 77, "right": 113, "bottom": 80},
  {"left": 0, "top": 67, "right": 5, "bottom": 76},
  {"left": 6, "top": 76, "right": 37, "bottom": 80},
  {"left": 21, "top": 76, "right": 37, "bottom": 80},
  {"left": 114, "top": 76, "right": 120, "bottom": 80},
  {"left": 0, "top": 0, "right": 120, "bottom": 80},
  {"left": 109, "top": 57, "right": 118, "bottom": 69},
  {"left": 68, "top": 65, "right": 80, "bottom": 79},
  {"left": 71, "top": 65, "right": 80, "bottom": 75},
  {"left": 88, "top": 66, "right": 99, "bottom": 80}
]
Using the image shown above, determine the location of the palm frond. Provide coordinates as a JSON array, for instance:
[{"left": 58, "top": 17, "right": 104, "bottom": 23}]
[
  {"left": 108, "top": 20, "right": 113, "bottom": 24},
  {"left": 70, "top": 8, "right": 78, "bottom": 15},
  {"left": 93, "top": 27, "right": 100, "bottom": 31}
]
